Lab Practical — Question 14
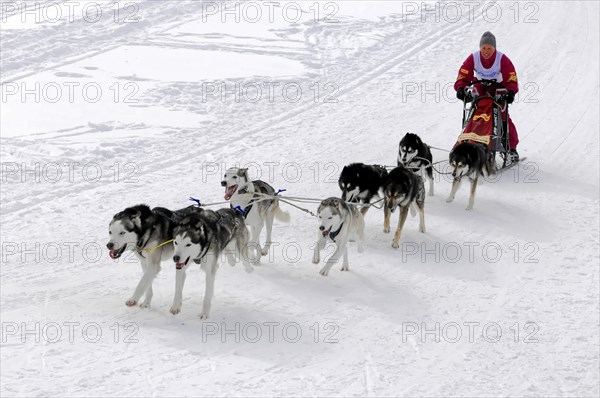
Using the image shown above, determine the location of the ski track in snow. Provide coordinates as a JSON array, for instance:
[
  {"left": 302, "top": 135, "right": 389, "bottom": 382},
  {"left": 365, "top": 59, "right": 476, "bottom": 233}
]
[{"left": 1, "top": 1, "right": 599, "bottom": 396}]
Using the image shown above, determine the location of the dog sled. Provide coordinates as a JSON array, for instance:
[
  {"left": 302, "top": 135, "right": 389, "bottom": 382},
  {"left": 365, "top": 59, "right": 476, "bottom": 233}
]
[{"left": 457, "top": 78, "right": 523, "bottom": 170}]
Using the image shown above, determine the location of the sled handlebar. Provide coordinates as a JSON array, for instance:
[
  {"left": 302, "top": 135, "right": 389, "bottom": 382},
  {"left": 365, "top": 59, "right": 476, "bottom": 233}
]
[{"left": 465, "top": 78, "right": 504, "bottom": 87}]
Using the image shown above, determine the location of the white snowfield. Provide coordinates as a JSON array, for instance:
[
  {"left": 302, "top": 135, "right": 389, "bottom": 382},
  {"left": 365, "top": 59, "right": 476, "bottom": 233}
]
[{"left": 1, "top": 1, "right": 598, "bottom": 396}]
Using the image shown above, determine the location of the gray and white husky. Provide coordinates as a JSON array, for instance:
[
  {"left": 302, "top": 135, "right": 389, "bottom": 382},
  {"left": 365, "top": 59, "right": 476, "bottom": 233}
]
[
  {"left": 171, "top": 208, "right": 254, "bottom": 319},
  {"left": 312, "top": 198, "right": 365, "bottom": 276},
  {"left": 107, "top": 204, "right": 177, "bottom": 308},
  {"left": 221, "top": 167, "right": 290, "bottom": 264}
]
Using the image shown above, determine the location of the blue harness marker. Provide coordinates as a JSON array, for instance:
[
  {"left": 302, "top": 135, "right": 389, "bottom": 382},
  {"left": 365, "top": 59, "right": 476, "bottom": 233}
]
[
  {"left": 275, "top": 188, "right": 287, "bottom": 196},
  {"left": 233, "top": 205, "right": 249, "bottom": 217},
  {"left": 189, "top": 197, "right": 202, "bottom": 207}
]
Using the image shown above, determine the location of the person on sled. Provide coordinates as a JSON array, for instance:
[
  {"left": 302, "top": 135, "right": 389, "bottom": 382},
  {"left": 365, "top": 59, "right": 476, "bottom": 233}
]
[{"left": 454, "top": 31, "right": 520, "bottom": 162}]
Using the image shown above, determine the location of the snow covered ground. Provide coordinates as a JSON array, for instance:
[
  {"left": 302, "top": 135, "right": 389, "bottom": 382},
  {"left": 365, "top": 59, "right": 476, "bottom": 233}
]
[{"left": 1, "top": 1, "right": 599, "bottom": 396}]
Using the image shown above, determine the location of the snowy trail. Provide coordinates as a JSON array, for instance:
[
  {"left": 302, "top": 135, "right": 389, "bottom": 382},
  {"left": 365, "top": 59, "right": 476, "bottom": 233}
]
[{"left": 1, "top": 1, "right": 598, "bottom": 396}]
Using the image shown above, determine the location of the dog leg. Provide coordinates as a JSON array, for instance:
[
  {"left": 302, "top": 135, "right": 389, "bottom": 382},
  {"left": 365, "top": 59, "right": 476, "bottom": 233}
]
[
  {"left": 427, "top": 169, "right": 434, "bottom": 197},
  {"left": 341, "top": 246, "right": 349, "bottom": 271},
  {"left": 418, "top": 204, "right": 426, "bottom": 233},
  {"left": 391, "top": 207, "right": 410, "bottom": 249},
  {"left": 249, "top": 225, "right": 262, "bottom": 265},
  {"left": 312, "top": 236, "right": 326, "bottom": 264},
  {"left": 446, "top": 178, "right": 461, "bottom": 203},
  {"left": 139, "top": 261, "right": 153, "bottom": 308},
  {"left": 127, "top": 261, "right": 159, "bottom": 307},
  {"left": 360, "top": 206, "right": 370, "bottom": 216},
  {"left": 320, "top": 243, "right": 345, "bottom": 276},
  {"left": 356, "top": 217, "right": 365, "bottom": 253},
  {"left": 261, "top": 211, "right": 275, "bottom": 256},
  {"left": 200, "top": 258, "right": 218, "bottom": 320},
  {"left": 383, "top": 206, "right": 391, "bottom": 233},
  {"left": 170, "top": 269, "right": 187, "bottom": 315},
  {"left": 467, "top": 176, "right": 478, "bottom": 211},
  {"left": 237, "top": 234, "right": 254, "bottom": 273}
]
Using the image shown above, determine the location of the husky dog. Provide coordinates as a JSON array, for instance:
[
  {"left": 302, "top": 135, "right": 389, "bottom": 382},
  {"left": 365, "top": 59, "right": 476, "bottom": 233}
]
[
  {"left": 446, "top": 142, "right": 496, "bottom": 211},
  {"left": 338, "top": 163, "right": 388, "bottom": 216},
  {"left": 107, "top": 204, "right": 178, "bottom": 308},
  {"left": 171, "top": 208, "right": 253, "bottom": 319},
  {"left": 398, "top": 133, "right": 434, "bottom": 196},
  {"left": 383, "top": 166, "right": 426, "bottom": 249},
  {"left": 221, "top": 167, "right": 290, "bottom": 264},
  {"left": 312, "top": 198, "right": 365, "bottom": 276}
]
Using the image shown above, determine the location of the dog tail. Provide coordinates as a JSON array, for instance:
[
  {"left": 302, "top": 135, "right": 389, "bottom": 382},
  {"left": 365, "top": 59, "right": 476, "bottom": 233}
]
[{"left": 274, "top": 204, "right": 291, "bottom": 223}]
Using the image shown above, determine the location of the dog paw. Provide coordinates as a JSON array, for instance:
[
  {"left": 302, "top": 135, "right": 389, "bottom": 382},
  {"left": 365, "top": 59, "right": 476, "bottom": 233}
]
[
  {"left": 125, "top": 299, "right": 137, "bottom": 307},
  {"left": 319, "top": 267, "right": 329, "bottom": 276},
  {"left": 170, "top": 305, "right": 181, "bottom": 315},
  {"left": 446, "top": 197, "right": 454, "bottom": 203},
  {"left": 199, "top": 312, "right": 210, "bottom": 320},
  {"left": 139, "top": 301, "right": 151, "bottom": 308},
  {"left": 465, "top": 206, "right": 473, "bottom": 211},
  {"left": 260, "top": 248, "right": 269, "bottom": 256},
  {"left": 383, "top": 226, "right": 390, "bottom": 234},
  {"left": 419, "top": 226, "right": 426, "bottom": 233},
  {"left": 341, "top": 265, "right": 349, "bottom": 271},
  {"left": 391, "top": 241, "right": 400, "bottom": 249}
]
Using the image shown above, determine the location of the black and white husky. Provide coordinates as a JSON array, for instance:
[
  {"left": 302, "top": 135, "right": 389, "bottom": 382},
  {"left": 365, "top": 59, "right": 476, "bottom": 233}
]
[
  {"left": 107, "top": 204, "right": 177, "bottom": 308},
  {"left": 398, "top": 133, "right": 434, "bottom": 196},
  {"left": 446, "top": 142, "right": 496, "bottom": 211},
  {"left": 383, "top": 166, "right": 426, "bottom": 249},
  {"left": 171, "top": 208, "right": 253, "bottom": 319},
  {"left": 338, "top": 163, "right": 388, "bottom": 215},
  {"left": 312, "top": 198, "right": 365, "bottom": 276},
  {"left": 221, "top": 167, "right": 290, "bottom": 264}
]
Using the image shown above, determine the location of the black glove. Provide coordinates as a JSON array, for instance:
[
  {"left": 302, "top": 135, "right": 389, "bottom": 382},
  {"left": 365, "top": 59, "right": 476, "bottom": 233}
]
[
  {"left": 505, "top": 90, "right": 515, "bottom": 104},
  {"left": 456, "top": 87, "right": 466, "bottom": 101}
]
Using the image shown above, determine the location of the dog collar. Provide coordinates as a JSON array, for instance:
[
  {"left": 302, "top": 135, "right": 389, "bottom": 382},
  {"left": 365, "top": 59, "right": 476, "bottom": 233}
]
[{"left": 329, "top": 223, "right": 344, "bottom": 241}]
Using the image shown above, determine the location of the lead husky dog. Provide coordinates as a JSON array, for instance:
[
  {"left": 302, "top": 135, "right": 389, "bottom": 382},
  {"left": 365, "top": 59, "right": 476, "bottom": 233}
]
[
  {"left": 398, "top": 133, "right": 434, "bottom": 196},
  {"left": 383, "top": 166, "right": 426, "bottom": 249},
  {"left": 221, "top": 167, "right": 290, "bottom": 264},
  {"left": 107, "top": 204, "right": 178, "bottom": 308},
  {"left": 446, "top": 142, "right": 495, "bottom": 211},
  {"left": 312, "top": 198, "right": 365, "bottom": 276},
  {"left": 171, "top": 208, "right": 254, "bottom": 319}
]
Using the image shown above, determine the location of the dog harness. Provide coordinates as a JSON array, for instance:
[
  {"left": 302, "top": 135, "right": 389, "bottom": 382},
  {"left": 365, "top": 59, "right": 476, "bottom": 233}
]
[
  {"left": 329, "top": 223, "right": 344, "bottom": 242},
  {"left": 473, "top": 51, "right": 503, "bottom": 82}
]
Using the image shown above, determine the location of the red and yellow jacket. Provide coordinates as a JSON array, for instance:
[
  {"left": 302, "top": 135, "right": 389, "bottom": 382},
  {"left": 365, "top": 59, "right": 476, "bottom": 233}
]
[{"left": 454, "top": 50, "right": 519, "bottom": 93}]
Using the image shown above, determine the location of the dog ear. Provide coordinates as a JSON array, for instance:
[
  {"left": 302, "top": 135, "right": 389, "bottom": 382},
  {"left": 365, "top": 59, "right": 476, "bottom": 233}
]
[
  {"left": 179, "top": 216, "right": 191, "bottom": 226},
  {"left": 333, "top": 199, "right": 340, "bottom": 208},
  {"left": 239, "top": 168, "right": 249, "bottom": 179},
  {"left": 127, "top": 210, "right": 141, "bottom": 219}
]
